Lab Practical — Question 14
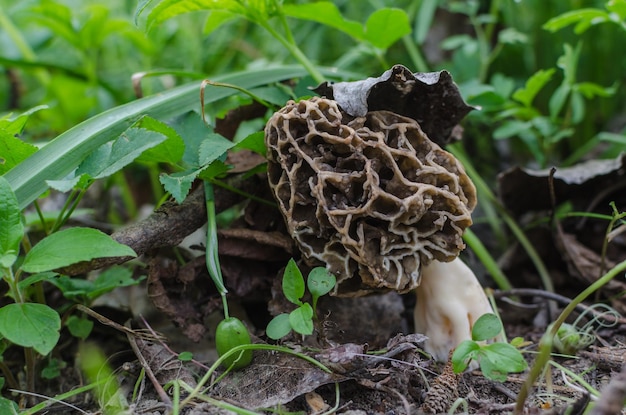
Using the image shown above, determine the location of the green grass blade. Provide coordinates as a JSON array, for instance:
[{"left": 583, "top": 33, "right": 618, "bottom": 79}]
[{"left": 4, "top": 66, "right": 310, "bottom": 209}]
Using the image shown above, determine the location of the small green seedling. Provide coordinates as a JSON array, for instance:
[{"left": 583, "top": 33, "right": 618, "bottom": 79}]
[
  {"left": 266, "top": 259, "right": 336, "bottom": 340},
  {"left": 451, "top": 313, "right": 527, "bottom": 381}
]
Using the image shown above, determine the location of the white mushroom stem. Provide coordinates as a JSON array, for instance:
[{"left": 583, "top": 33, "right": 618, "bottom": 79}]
[{"left": 414, "top": 257, "right": 495, "bottom": 361}]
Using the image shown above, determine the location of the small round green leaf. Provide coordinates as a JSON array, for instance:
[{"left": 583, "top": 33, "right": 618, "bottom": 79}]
[
  {"left": 451, "top": 340, "right": 480, "bottom": 373},
  {"left": 0, "top": 303, "right": 61, "bottom": 355},
  {"left": 21, "top": 227, "right": 136, "bottom": 273},
  {"left": 178, "top": 351, "right": 194, "bottom": 361},
  {"left": 66, "top": 315, "right": 94, "bottom": 340},
  {"left": 289, "top": 304, "right": 313, "bottom": 336},
  {"left": 307, "top": 267, "right": 336, "bottom": 298},
  {"left": 266, "top": 313, "right": 292, "bottom": 340},
  {"left": 471, "top": 313, "right": 503, "bottom": 341}
]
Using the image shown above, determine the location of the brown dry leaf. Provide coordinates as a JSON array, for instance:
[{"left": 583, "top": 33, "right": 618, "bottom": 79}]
[{"left": 210, "top": 349, "right": 344, "bottom": 409}]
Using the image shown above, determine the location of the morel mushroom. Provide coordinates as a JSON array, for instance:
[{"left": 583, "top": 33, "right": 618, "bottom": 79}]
[{"left": 264, "top": 96, "right": 494, "bottom": 361}]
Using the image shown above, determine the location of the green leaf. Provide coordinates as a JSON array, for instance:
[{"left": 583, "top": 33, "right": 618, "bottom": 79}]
[
  {"left": 46, "top": 173, "right": 92, "bottom": 194},
  {"left": 282, "top": 2, "right": 364, "bottom": 40},
  {"left": 234, "top": 131, "right": 266, "bottom": 156},
  {"left": 543, "top": 9, "right": 610, "bottom": 34},
  {"left": 18, "top": 272, "right": 58, "bottom": 292},
  {"left": 307, "top": 267, "right": 336, "bottom": 299},
  {"left": 76, "top": 127, "right": 166, "bottom": 179},
  {"left": 135, "top": 117, "right": 185, "bottom": 164},
  {"left": 4, "top": 65, "right": 314, "bottom": 209},
  {"left": 90, "top": 267, "right": 143, "bottom": 300},
  {"left": 0, "top": 303, "right": 61, "bottom": 355},
  {"left": 471, "top": 313, "right": 502, "bottom": 341},
  {"left": 198, "top": 133, "right": 235, "bottom": 166},
  {"left": 289, "top": 303, "right": 313, "bottom": 336},
  {"left": 480, "top": 343, "right": 528, "bottom": 381},
  {"left": 512, "top": 68, "right": 555, "bottom": 107},
  {"left": 159, "top": 168, "right": 202, "bottom": 203},
  {"left": 414, "top": 0, "right": 438, "bottom": 44},
  {"left": 147, "top": 0, "right": 246, "bottom": 28},
  {"left": 493, "top": 120, "right": 531, "bottom": 140},
  {"left": 0, "top": 177, "right": 23, "bottom": 267},
  {"left": 0, "top": 397, "right": 18, "bottom": 415},
  {"left": 451, "top": 340, "right": 481, "bottom": 373},
  {"left": 569, "top": 90, "right": 585, "bottom": 124},
  {"left": 41, "top": 358, "right": 66, "bottom": 379},
  {"left": 282, "top": 258, "right": 305, "bottom": 305},
  {"left": 575, "top": 82, "right": 617, "bottom": 99},
  {"left": 608, "top": 0, "right": 626, "bottom": 19},
  {"left": 178, "top": 351, "right": 194, "bottom": 361},
  {"left": 548, "top": 83, "right": 571, "bottom": 119},
  {"left": 204, "top": 10, "right": 238, "bottom": 35},
  {"left": 66, "top": 315, "right": 93, "bottom": 340},
  {"left": 21, "top": 228, "right": 136, "bottom": 273},
  {"left": 266, "top": 313, "right": 292, "bottom": 340},
  {"left": 364, "top": 8, "right": 411, "bottom": 49},
  {"left": 0, "top": 132, "right": 38, "bottom": 175}
]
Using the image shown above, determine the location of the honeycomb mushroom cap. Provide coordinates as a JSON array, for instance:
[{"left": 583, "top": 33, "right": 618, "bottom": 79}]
[{"left": 265, "top": 97, "right": 476, "bottom": 296}]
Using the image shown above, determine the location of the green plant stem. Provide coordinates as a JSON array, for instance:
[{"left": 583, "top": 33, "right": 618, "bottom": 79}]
[
  {"left": 463, "top": 228, "right": 512, "bottom": 291},
  {"left": 204, "top": 181, "right": 230, "bottom": 319},
  {"left": 258, "top": 21, "right": 325, "bottom": 84},
  {"left": 401, "top": 35, "right": 429, "bottom": 73},
  {"left": 17, "top": 379, "right": 103, "bottom": 415},
  {"left": 514, "top": 258, "right": 626, "bottom": 413}
]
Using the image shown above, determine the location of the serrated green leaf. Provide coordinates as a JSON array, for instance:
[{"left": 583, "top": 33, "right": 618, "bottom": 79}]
[
  {"left": 234, "top": 131, "right": 266, "bottom": 156},
  {"left": 21, "top": 228, "right": 136, "bottom": 273},
  {"left": 0, "top": 177, "right": 23, "bottom": 265},
  {"left": 0, "top": 132, "right": 38, "bottom": 175},
  {"left": 171, "top": 112, "right": 214, "bottom": 167},
  {"left": 451, "top": 340, "right": 480, "bottom": 373},
  {"left": 471, "top": 313, "right": 502, "bottom": 341},
  {"left": 282, "top": 2, "right": 364, "bottom": 40},
  {"left": 76, "top": 127, "right": 166, "bottom": 179},
  {"left": 289, "top": 303, "right": 313, "bottom": 335},
  {"left": 159, "top": 168, "right": 202, "bottom": 203},
  {"left": 282, "top": 258, "right": 305, "bottom": 305},
  {"left": 512, "top": 68, "right": 555, "bottom": 107},
  {"left": 266, "top": 313, "right": 292, "bottom": 340},
  {"left": 135, "top": 117, "right": 185, "bottom": 164},
  {"left": 198, "top": 134, "right": 235, "bottom": 166},
  {"left": 364, "top": 8, "right": 411, "bottom": 49},
  {"left": 0, "top": 303, "right": 61, "bottom": 355}
]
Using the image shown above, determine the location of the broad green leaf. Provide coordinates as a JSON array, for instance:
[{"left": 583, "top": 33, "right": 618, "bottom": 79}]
[
  {"left": 471, "top": 313, "right": 502, "bottom": 341},
  {"left": 0, "top": 177, "right": 23, "bottom": 267},
  {"left": 4, "top": 66, "right": 315, "bottom": 209},
  {"left": 21, "top": 228, "right": 136, "bottom": 273},
  {"left": 147, "top": 0, "right": 246, "bottom": 28},
  {"left": 512, "top": 69, "right": 555, "bottom": 107},
  {"left": 0, "top": 132, "right": 38, "bottom": 175},
  {"left": 0, "top": 396, "right": 18, "bottom": 414},
  {"left": 266, "top": 313, "right": 292, "bottom": 340},
  {"left": 282, "top": 2, "right": 364, "bottom": 40},
  {"left": 0, "top": 303, "right": 61, "bottom": 355},
  {"left": 66, "top": 315, "right": 93, "bottom": 340},
  {"left": 135, "top": 117, "right": 185, "bottom": 164},
  {"left": 289, "top": 304, "right": 313, "bottom": 335},
  {"left": 198, "top": 133, "right": 235, "bottom": 166},
  {"left": 451, "top": 340, "right": 480, "bottom": 373},
  {"left": 307, "top": 267, "right": 336, "bottom": 298},
  {"left": 159, "top": 168, "right": 203, "bottom": 203},
  {"left": 76, "top": 128, "right": 166, "bottom": 179},
  {"left": 282, "top": 258, "right": 305, "bottom": 305},
  {"left": 480, "top": 343, "right": 528, "bottom": 381},
  {"left": 364, "top": 8, "right": 411, "bottom": 49}
]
